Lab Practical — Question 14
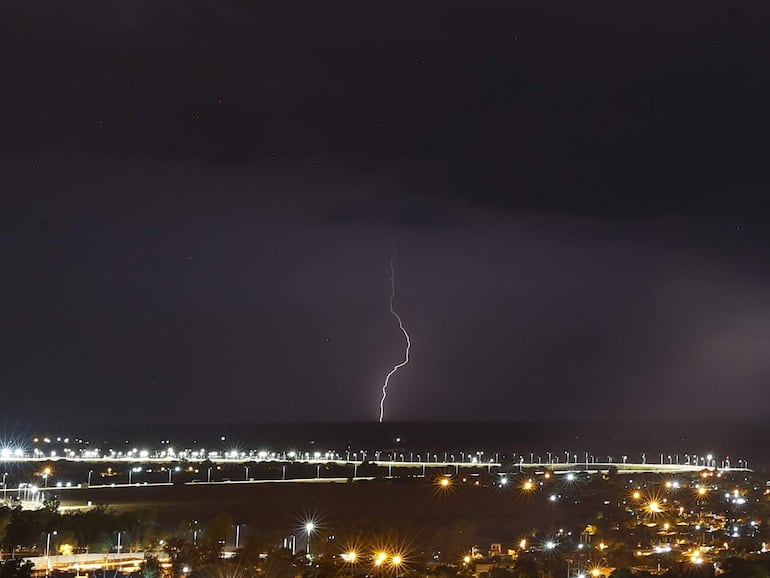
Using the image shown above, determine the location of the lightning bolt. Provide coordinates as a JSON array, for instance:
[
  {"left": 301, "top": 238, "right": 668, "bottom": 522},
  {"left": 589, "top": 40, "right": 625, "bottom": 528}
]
[{"left": 379, "top": 245, "right": 411, "bottom": 423}]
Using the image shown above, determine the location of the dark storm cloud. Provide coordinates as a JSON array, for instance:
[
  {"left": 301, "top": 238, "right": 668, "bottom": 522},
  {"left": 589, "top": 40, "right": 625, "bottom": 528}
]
[
  {"left": 4, "top": 0, "right": 770, "bottom": 218},
  {"left": 2, "top": 0, "right": 770, "bottom": 423}
]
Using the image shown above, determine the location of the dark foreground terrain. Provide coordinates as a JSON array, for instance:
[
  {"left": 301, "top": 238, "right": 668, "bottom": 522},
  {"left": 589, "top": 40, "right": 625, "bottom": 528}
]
[{"left": 60, "top": 477, "right": 546, "bottom": 544}]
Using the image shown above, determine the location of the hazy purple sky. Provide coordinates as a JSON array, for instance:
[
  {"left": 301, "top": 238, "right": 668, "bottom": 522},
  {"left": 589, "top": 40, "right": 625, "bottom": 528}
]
[{"left": 2, "top": 0, "right": 770, "bottom": 423}]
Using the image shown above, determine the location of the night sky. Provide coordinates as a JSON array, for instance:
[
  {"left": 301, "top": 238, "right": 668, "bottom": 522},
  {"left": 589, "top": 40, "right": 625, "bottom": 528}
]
[{"left": 3, "top": 0, "right": 770, "bottom": 424}]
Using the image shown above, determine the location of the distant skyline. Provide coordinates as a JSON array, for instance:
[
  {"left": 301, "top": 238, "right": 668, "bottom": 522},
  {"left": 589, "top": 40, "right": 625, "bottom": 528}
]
[{"left": 2, "top": 1, "right": 770, "bottom": 423}]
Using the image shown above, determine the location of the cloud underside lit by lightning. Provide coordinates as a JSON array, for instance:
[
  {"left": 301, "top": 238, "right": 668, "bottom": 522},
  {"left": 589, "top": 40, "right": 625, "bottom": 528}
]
[{"left": 379, "top": 247, "right": 411, "bottom": 423}]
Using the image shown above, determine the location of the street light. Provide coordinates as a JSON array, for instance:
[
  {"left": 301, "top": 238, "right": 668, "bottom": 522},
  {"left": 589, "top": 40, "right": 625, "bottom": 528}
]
[
  {"left": 304, "top": 522, "right": 315, "bottom": 557},
  {"left": 45, "top": 530, "right": 58, "bottom": 574},
  {"left": 87, "top": 470, "right": 93, "bottom": 486},
  {"left": 374, "top": 551, "right": 387, "bottom": 568},
  {"left": 207, "top": 467, "right": 213, "bottom": 483},
  {"left": 391, "top": 554, "right": 402, "bottom": 569}
]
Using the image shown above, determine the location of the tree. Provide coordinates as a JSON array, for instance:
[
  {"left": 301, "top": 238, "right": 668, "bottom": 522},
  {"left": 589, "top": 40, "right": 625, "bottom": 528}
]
[
  {"left": 0, "top": 560, "right": 33, "bottom": 578},
  {"left": 142, "top": 555, "right": 163, "bottom": 578},
  {"left": 511, "top": 553, "right": 539, "bottom": 578},
  {"left": 165, "top": 535, "right": 198, "bottom": 575},
  {"left": 719, "top": 557, "right": 770, "bottom": 578},
  {"left": 260, "top": 547, "right": 304, "bottom": 578},
  {"left": 201, "top": 512, "right": 233, "bottom": 562},
  {"left": 42, "top": 496, "right": 60, "bottom": 514},
  {"left": 0, "top": 508, "right": 11, "bottom": 546},
  {"left": 130, "top": 509, "right": 161, "bottom": 549}
]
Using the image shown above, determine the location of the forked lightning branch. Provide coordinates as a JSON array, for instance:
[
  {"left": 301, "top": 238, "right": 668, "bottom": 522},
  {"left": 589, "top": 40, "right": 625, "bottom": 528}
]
[{"left": 378, "top": 245, "right": 411, "bottom": 423}]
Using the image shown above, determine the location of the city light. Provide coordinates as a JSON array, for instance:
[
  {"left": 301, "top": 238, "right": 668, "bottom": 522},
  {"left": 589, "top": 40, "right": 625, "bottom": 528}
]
[
  {"left": 691, "top": 548, "right": 704, "bottom": 565},
  {"left": 0, "top": 434, "right": 758, "bottom": 577},
  {"left": 301, "top": 518, "right": 318, "bottom": 557}
]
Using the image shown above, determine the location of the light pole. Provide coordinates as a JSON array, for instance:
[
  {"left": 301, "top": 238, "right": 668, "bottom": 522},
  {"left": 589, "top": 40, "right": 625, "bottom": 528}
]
[
  {"left": 45, "top": 530, "right": 57, "bottom": 574},
  {"left": 87, "top": 470, "right": 93, "bottom": 486},
  {"left": 304, "top": 522, "right": 315, "bottom": 558},
  {"left": 128, "top": 469, "right": 133, "bottom": 485},
  {"left": 235, "top": 524, "right": 241, "bottom": 550},
  {"left": 244, "top": 466, "right": 249, "bottom": 481},
  {"left": 2, "top": 472, "right": 7, "bottom": 501},
  {"left": 207, "top": 467, "right": 213, "bottom": 483}
]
